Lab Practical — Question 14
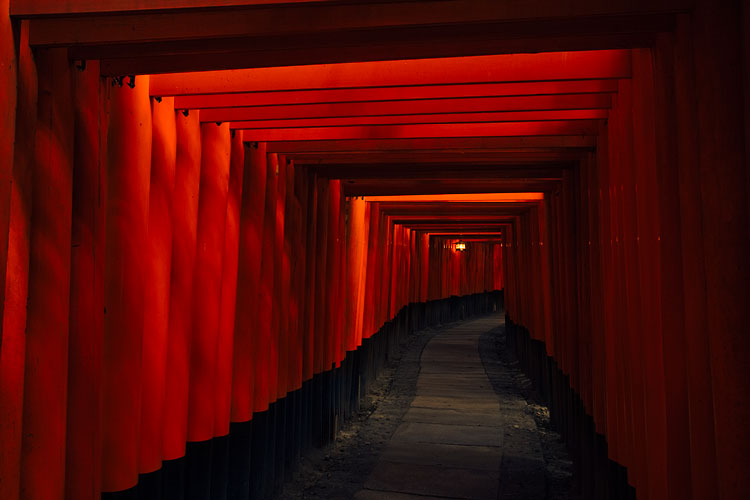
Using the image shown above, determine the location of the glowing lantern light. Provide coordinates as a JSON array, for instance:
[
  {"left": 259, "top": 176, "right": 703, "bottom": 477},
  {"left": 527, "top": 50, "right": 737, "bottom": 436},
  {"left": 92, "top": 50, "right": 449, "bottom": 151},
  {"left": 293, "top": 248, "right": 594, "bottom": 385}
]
[{"left": 455, "top": 241, "right": 466, "bottom": 252}]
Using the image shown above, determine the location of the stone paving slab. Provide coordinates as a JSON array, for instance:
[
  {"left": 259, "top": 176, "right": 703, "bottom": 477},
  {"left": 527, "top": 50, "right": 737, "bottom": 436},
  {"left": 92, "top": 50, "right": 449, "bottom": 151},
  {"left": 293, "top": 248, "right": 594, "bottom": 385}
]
[
  {"left": 379, "top": 441, "right": 502, "bottom": 471},
  {"left": 416, "top": 386, "right": 496, "bottom": 399},
  {"left": 391, "top": 421, "right": 503, "bottom": 447},
  {"left": 419, "top": 362, "right": 488, "bottom": 374},
  {"left": 411, "top": 395, "right": 500, "bottom": 411},
  {"left": 416, "top": 379, "right": 494, "bottom": 391},
  {"left": 364, "top": 461, "right": 500, "bottom": 500},
  {"left": 355, "top": 315, "right": 548, "bottom": 500},
  {"left": 403, "top": 407, "right": 505, "bottom": 427},
  {"left": 355, "top": 489, "right": 462, "bottom": 500}
]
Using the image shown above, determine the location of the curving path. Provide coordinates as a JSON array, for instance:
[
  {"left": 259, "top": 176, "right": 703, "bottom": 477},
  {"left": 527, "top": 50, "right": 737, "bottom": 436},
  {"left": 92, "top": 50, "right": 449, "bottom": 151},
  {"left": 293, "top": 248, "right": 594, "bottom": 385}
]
[{"left": 355, "top": 314, "right": 546, "bottom": 500}]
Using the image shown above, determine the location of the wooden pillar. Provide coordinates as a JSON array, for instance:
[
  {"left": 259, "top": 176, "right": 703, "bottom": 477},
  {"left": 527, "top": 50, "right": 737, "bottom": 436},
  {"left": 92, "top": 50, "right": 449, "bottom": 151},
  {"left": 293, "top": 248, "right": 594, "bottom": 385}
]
[
  {"left": 302, "top": 173, "right": 317, "bottom": 381},
  {"left": 291, "top": 164, "right": 306, "bottom": 391},
  {"left": 325, "top": 181, "right": 341, "bottom": 369},
  {"left": 363, "top": 203, "right": 379, "bottom": 337},
  {"left": 19, "top": 47, "right": 74, "bottom": 499},
  {"left": 652, "top": 32, "right": 693, "bottom": 500},
  {"left": 162, "top": 109, "right": 201, "bottom": 463},
  {"left": 138, "top": 95, "right": 176, "bottom": 477},
  {"left": 346, "top": 197, "right": 368, "bottom": 351},
  {"left": 672, "top": 15, "right": 718, "bottom": 498},
  {"left": 231, "top": 141, "right": 266, "bottom": 423},
  {"left": 101, "top": 74, "right": 151, "bottom": 493},
  {"left": 216, "top": 130, "right": 244, "bottom": 434},
  {"left": 272, "top": 153, "right": 287, "bottom": 401},
  {"left": 286, "top": 161, "right": 303, "bottom": 392},
  {"left": 255, "top": 151, "right": 278, "bottom": 412},
  {"left": 313, "top": 178, "right": 329, "bottom": 374},
  {"left": 66, "top": 59, "right": 105, "bottom": 500},
  {"left": 0, "top": 21, "right": 36, "bottom": 500},
  {"left": 0, "top": 0, "right": 16, "bottom": 324},
  {"left": 187, "top": 122, "right": 231, "bottom": 443},
  {"left": 692, "top": 1, "right": 750, "bottom": 496}
]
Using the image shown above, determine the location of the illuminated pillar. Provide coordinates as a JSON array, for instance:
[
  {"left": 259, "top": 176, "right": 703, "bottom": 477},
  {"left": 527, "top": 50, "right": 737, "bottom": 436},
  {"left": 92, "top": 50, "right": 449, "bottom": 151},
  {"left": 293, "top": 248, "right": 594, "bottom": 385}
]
[
  {"left": 138, "top": 95, "right": 176, "bottom": 479},
  {"left": 162, "top": 109, "right": 201, "bottom": 472},
  {"left": 20, "top": 48, "right": 74, "bottom": 500},
  {"left": 101, "top": 74, "right": 151, "bottom": 493},
  {"left": 66, "top": 59, "right": 105, "bottom": 500},
  {"left": 0, "top": 21, "right": 36, "bottom": 500}
]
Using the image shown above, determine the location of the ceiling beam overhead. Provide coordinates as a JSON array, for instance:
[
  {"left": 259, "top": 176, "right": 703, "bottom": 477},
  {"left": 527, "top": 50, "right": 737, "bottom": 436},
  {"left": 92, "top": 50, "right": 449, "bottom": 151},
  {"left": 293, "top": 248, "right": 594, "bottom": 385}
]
[
  {"left": 173, "top": 80, "right": 619, "bottom": 109},
  {"left": 264, "top": 136, "right": 597, "bottom": 153},
  {"left": 200, "top": 94, "right": 612, "bottom": 122},
  {"left": 241, "top": 120, "right": 600, "bottom": 141},
  {"left": 149, "top": 50, "right": 630, "bottom": 95}
]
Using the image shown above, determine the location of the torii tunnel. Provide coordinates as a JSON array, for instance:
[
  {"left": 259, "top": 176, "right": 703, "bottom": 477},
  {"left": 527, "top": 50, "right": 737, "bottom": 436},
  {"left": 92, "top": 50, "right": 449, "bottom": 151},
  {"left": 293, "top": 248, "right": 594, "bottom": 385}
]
[{"left": 1, "top": 1, "right": 749, "bottom": 499}]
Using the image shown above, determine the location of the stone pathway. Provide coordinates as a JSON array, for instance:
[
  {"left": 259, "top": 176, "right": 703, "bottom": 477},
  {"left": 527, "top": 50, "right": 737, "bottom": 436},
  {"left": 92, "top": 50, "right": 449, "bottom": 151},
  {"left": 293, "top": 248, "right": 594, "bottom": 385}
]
[{"left": 355, "top": 314, "right": 546, "bottom": 500}]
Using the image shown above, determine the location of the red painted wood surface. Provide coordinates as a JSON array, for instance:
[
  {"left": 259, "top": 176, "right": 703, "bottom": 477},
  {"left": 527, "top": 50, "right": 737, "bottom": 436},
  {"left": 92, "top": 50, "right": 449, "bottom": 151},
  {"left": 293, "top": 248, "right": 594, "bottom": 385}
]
[
  {"left": 101, "top": 74, "right": 151, "bottom": 492},
  {"left": 216, "top": 130, "right": 244, "bottom": 434},
  {"left": 66, "top": 59, "right": 105, "bottom": 500},
  {"left": 19, "top": 48, "right": 75, "bottom": 499},
  {"left": 0, "top": 0, "right": 15, "bottom": 339},
  {"left": 187, "top": 122, "right": 231, "bottom": 442},
  {"left": 231, "top": 141, "right": 266, "bottom": 423},
  {"left": 138, "top": 95, "right": 176, "bottom": 475},
  {"left": 162, "top": 108, "right": 201, "bottom": 461},
  {"left": 2, "top": 5, "right": 750, "bottom": 499},
  {"left": 0, "top": 21, "right": 35, "bottom": 500},
  {"left": 255, "top": 151, "right": 277, "bottom": 411},
  {"left": 151, "top": 51, "right": 630, "bottom": 95}
]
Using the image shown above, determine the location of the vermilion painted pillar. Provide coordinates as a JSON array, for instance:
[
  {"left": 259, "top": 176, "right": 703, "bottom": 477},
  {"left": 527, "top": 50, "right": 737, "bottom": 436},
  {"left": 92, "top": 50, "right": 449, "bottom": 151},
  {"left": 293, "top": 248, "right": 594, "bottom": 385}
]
[
  {"left": 268, "top": 153, "right": 284, "bottom": 402},
  {"left": 66, "top": 59, "right": 105, "bottom": 500},
  {"left": 273, "top": 154, "right": 288, "bottom": 401},
  {"left": 0, "top": 0, "right": 16, "bottom": 326},
  {"left": 101, "top": 74, "right": 151, "bottom": 493},
  {"left": 337, "top": 194, "right": 347, "bottom": 361},
  {"left": 673, "top": 15, "right": 718, "bottom": 498},
  {"left": 492, "top": 243, "right": 503, "bottom": 292},
  {"left": 312, "top": 178, "right": 329, "bottom": 374},
  {"left": 632, "top": 49, "right": 669, "bottom": 500},
  {"left": 138, "top": 95, "right": 176, "bottom": 477},
  {"left": 302, "top": 173, "right": 318, "bottom": 381},
  {"left": 255, "top": 151, "right": 278, "bottom": 412},
  {"left": 231, "top": 141, "right": 266, "bottom": 423},
  {"left": 216, "top": 131, "right": 244, "bottom": 435},
  {"left": 217, "top": 129, "right": 246, "bottom": 500},
  {"left": 388, "top": 224, "right": 399, "bottom": 315},
  {"left": 0, "top": 21, "right": 36, "bottom": 500},
  {"left": 163, "top": 109, "right": 201, "bottom": 465},
  {"left": 382, "top": 216, "right": 393, "bottom": 320},
  {"left": 652, "top": 33, "right": 693, "bottom": 500},
  {"left": 326, "top": 181, "right": 342, "bottom": 367},
  {"left": 590, "top": 128, "right": 608, "bottom": 436},
  {"left": 290, "top": 165, "right": 306, "bottom": 390},
  {"left": 185, "top": 122, "right": 231, "bottom": 500},
  {"left": 19, "top": 48, "right": 74, "bottom": 500},
  {"left": 187, "top": 122, "right": 231, "bottom": 445},
  {"left": 285, "top": 162, "right": 303, "bottom": 392},
  {"left": 408, "top": 230, "right": 416, "bottom": 304},
  {"left": 324, "top": 180, "right": 341, "bottom": 370},
  {"left": 346, "top": 197, "right": 367, "bottom": 352},
  {"left": 419, "top": 233, "right": 429, "bottom": 303},
  {"left": 599, "top": 118, "right": 620, "bottom": 465},
  {"left": 363, "top": 203, "right": 379, "bottom": 337},
  {"left": 693, "top": 2, "right": 750, "bottom": 496}
]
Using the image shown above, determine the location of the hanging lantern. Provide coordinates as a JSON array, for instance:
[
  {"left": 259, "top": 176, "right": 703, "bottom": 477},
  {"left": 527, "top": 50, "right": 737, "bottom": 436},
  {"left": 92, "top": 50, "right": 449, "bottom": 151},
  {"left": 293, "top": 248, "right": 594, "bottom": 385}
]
[{"left": 455, "top": 240, "right": 466, "bottom": 252}]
